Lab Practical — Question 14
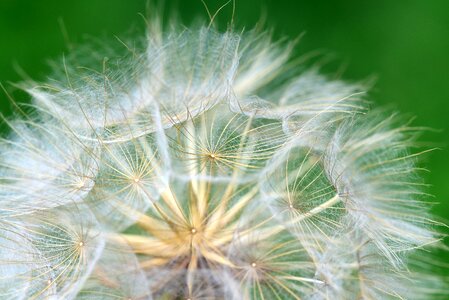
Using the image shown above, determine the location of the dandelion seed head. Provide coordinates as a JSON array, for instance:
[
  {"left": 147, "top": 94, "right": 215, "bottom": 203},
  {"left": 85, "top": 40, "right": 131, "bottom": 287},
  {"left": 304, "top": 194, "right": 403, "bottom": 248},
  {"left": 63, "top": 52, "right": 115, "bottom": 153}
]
[{"left": 0, "top": 16, "right": 446, "bottom": 300}]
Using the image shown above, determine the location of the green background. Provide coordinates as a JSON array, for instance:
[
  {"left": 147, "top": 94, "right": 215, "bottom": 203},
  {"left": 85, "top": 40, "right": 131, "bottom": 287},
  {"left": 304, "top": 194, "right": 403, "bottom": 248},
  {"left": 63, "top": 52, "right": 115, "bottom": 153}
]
[{"left": 0, "top": 0, "right": 448, "bottom": 254}]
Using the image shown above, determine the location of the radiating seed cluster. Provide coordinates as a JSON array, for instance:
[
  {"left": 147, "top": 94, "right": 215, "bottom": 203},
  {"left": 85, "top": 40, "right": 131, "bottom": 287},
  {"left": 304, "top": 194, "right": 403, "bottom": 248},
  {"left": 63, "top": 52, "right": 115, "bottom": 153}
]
[{"left": 0, "top": 21, "right": 447, "bottom": 300}]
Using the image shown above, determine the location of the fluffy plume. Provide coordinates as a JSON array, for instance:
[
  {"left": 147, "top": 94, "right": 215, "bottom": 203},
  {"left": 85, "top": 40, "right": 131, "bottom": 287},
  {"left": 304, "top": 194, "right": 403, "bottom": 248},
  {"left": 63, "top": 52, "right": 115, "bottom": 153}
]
[{"left": 0, "top": 17, "right": 446, "bottom": 300}]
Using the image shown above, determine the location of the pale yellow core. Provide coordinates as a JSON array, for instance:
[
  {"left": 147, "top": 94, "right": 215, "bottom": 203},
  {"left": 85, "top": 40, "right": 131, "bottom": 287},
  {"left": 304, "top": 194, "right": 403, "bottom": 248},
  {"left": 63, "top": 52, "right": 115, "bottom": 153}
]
[
  {"left": 251, "top": 262, "right": 257, "bottom": 267},
  {"left": 78, "top": 241, "right": 84, "bottom": 247},
  {"left": 120, "top": 175, "right": 265, "bottom": 275},
  {"left": 209, "top": 153, "right": 216, "bottom": 159},
  {"left": 77, "top": 177, "right": 87, "bottom": 188},
  {"left": 133, "top": 177, "right": 140, "bottom": 183}
]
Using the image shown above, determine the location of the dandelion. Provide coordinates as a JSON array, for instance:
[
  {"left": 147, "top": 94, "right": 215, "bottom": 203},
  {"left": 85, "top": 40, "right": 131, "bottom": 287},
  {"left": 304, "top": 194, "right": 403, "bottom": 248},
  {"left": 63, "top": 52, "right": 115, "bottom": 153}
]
[{"left": 0, "top": 14, "right": 447, "bottom": 300}]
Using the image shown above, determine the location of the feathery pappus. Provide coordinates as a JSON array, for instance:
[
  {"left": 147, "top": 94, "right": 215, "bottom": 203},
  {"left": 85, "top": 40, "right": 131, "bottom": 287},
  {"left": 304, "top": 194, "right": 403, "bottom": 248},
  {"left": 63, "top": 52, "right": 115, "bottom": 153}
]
[{"left": 0, "top": 15, "right": 447, "bottom": 300}]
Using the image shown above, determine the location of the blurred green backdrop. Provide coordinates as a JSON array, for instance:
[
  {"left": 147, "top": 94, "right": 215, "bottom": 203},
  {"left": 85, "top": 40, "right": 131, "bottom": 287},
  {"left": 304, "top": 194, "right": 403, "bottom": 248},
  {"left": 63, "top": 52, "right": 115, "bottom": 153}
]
[{"left": 0, "top": 0, "right": 448, "bottom": 249}]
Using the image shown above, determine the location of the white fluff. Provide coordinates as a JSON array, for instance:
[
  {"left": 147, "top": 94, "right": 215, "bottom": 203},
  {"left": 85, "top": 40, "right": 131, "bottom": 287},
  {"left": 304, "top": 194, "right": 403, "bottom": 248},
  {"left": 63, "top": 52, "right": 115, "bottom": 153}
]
[{"left": 0, "top": 19, "right": 445, "bottom": 300}]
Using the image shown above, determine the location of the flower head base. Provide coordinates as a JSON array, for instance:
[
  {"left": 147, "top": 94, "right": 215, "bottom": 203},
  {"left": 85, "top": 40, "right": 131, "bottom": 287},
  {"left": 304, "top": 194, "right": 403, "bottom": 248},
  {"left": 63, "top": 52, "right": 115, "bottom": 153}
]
[{"left": 0, "top": 20, "right": 447, "bottom": 300}]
